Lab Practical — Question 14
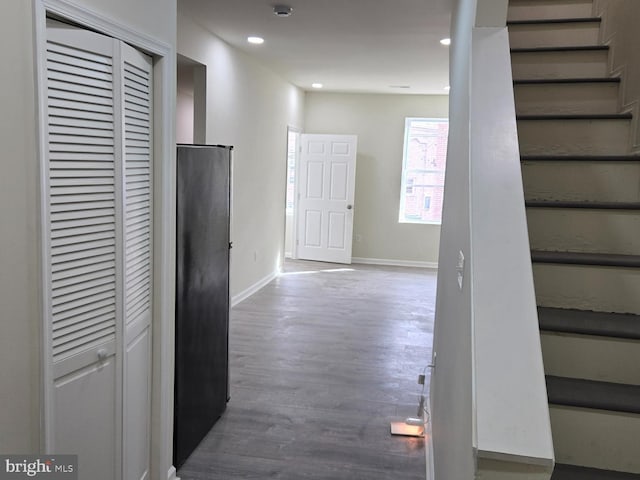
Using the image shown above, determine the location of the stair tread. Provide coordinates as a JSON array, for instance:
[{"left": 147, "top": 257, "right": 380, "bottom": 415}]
[
  {"left": 526, "top": 200, "right": 640, "bottom": 210},
  {"left": 538, "top": 307, "right": 640, "bottom": 340},
  {"left": 508, "top": 17, "right": 602, "bottom": 26},
  {"left": 521, "top": 154, "right": 640, "bottom": 162},
  {"left": 514, "top": 77, "right": 621, "bottom": 85},
  {"left": 512, "top": 45, "right": 609, "bottom": 53},
  {"left": 531, "top": 250, "right": 640, "bottom": 267},
  {"left": 517, "top": 113, "right": 632, "bottom": 120},
  {"left": 546, "top": 375, "right": 640, "bottom": 414},
  {"left": 552, "top": 464, "right": 640, "bottom": 480}
]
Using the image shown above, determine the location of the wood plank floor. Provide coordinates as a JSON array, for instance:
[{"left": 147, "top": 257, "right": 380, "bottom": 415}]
[{"left": 178, "top": 260, "right": 436, "bottom": 480}]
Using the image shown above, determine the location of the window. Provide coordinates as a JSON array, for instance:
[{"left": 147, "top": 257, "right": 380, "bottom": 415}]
[
  {"left": 399, "top": 118, "right": 449, "bottom": 224},
  {"left": 285, "top": 129, "right": 299, "bottom": 214}
]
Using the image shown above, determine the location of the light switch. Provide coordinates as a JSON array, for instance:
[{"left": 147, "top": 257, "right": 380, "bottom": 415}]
[{"left": 457, "top": 250, "right": 464, "bottom": 291}]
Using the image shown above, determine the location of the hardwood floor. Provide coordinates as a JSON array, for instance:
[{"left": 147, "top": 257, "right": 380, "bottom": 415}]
[{"left": 178, "top": 260, "right": 436, "bottom": 480}]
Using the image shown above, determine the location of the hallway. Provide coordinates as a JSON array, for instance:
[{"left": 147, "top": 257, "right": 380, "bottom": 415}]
[{"left": 178, "top": 260, "right": 436, "bottom": 479}]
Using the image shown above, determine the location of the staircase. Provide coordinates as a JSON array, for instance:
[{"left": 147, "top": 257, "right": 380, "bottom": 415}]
[{"left": 508, "top": 0, "right": 640, "bottom": 478}]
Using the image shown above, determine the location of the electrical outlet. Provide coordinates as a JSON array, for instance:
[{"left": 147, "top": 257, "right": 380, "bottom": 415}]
[{"left": 456, "top": 250, "right": 464, "bottom": 290}]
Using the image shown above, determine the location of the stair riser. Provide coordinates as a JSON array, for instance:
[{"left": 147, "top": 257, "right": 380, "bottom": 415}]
[
  {"left": 533, "top": 263, "right": 640, "bottom": 314},
  {"left": 541, "top": 331, "right": 640, "bottom": 385},
  {"left": 549, "top": 405, "right": 640, "bottom": 473},
  {"left": 522, "top": 162, "right": 640, "bottom": 203},
  {"left": 514, "top": 83, "right": 619, "bottom": 115},
  {"left": 511, "top": 50, "right": 608, "bottom": 80},
  {"left": 517, "top": 119, "right": 630, "bottom": 155},
  {"left": 476, "top": 459, "right": 551, "bottom": 479},
  {"left": 527, "top": 208, "right": 640, "bottom": 255},
  {"left": 508, "top": 0, "right": 595, "bottom": 21},
  {"left": 509, "top": 23, "right": 600, "bottom": 49}
]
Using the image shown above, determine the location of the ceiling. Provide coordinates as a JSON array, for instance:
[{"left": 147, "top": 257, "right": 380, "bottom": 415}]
[{"left": 178, "top": 0, "right": 453, "bottom": 95}]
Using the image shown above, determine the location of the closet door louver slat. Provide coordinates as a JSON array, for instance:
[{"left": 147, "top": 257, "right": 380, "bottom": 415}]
[{"left": 123, "top": 56, "right": 152, "bottom": 327}]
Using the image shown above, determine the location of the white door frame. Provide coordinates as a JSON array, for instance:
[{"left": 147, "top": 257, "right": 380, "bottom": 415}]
[
  {"left": 34, "top": 2, "right": 177, "bottom": 479},
  {"left": 284, "top": 125, "right": 301, "bottom": 262}
]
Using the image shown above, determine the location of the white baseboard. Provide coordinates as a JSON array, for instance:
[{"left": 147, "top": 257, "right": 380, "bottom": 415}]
[
  {"left": 352, "top": 257, "right": 438, "bottom": 269},
  {"left": 284, "top": 251, "right": 293, "bottom": 259},
  {"left": 167, "top": 466, "right": 179, "bottom": 480},
  {"left": 231, "top": 270, "right": 278, "bottom": 307}
]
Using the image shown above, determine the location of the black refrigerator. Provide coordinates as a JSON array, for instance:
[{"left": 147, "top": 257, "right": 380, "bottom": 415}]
[{"left": 174, "top": 144, "right": 232, "bottom": 469}]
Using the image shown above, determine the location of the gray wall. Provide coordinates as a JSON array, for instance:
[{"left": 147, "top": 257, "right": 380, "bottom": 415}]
[
  {"left": 304, "top": 92, "right": 448, "bottom": 265},
  {"left": 0, "top": 0, "right": 39, "bottom": 454},
  {"left": 177, "top": 9, "right": 305, "bottom": 298}
]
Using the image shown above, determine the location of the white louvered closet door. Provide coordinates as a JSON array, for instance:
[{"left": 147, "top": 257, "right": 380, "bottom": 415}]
[
  {"left": 44, "top": 20, "right": 152, "bottom": 480},
  {"left": 121, "top": 43, "right": 153, "bottom": 480}
]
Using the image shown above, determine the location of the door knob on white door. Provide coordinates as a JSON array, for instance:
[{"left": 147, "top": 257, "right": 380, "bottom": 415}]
[
  {"left": 347, "top": 204, "right": 353, "bottom": 210},
  {"left": 97, "top": 349, "right": 109, "bottom": 362}
]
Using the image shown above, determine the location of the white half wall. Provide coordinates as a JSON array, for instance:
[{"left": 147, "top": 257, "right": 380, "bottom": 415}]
[
  {"left": 304, "top": 93, "right": 448, "bottom": 265},
  {"left": 177, "top": 10, "right": 305, "bottom": 298},
  {"left": 431, "top": 0, "right": 554, "bottom": 478},
  {"left": 430, "top": 0, "right": 476, "bottom": 477}
]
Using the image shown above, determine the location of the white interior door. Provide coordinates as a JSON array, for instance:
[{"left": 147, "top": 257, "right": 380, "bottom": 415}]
[
  {"left": 297, "top": 134, "right": 357, "bottom": 264},
  {"left": 43, "top": 20, "right": 152, "bottom": 480}
]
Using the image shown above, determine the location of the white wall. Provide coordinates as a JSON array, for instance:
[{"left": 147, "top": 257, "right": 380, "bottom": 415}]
[
  {"left": 177, "top": 63, "right": 195, "bottom": 144},
  {"left": 430, "top": 0, "right": 476, "bottom": 477},
  {"left": 0, "top": 0, "right": 40, "bottom": 455},
  {"left": 177, "top": 10, "right": 305, "bottom": 298},
  {"left": 304, "top": 93, "right": 448, "bottom": 265},
  {"left": 0, "top": 0, "right": 176, "bottom": 467},
  {"left": 594, "top": 0, "right": 640, "bottom": 152}
]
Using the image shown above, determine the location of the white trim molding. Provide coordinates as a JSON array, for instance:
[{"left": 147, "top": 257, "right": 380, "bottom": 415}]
[
  {"left": 41, "top": 0, "right": 171, "bottom": 55},
  {"left": 167, "top": 466, "right": 179, "bottom": 480},
  {"left": 231, "top": 270, "right": 279, "bottom": 307},
  {"left": 425, "top": 395, "right": 435, "bottom": 480},
  {"left": 352, "top": 257, "right": 438, "bottom": 269}
]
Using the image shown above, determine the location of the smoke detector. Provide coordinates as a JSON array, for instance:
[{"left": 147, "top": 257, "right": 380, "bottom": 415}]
[{"left": 273, "top": 5, "right": 293, "bottom": 17}]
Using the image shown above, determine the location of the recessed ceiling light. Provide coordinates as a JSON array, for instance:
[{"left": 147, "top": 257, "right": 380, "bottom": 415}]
[
  {"left": 312, "top": 83, "right": 323, "bottom": 89},
  {"left": 440, "top": 38, "right": 451, "bottom": 46},
  {"left": 247, "top": 36, "right": 264, "bottom": 45}
]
